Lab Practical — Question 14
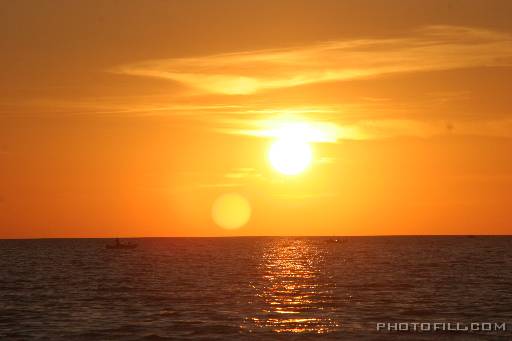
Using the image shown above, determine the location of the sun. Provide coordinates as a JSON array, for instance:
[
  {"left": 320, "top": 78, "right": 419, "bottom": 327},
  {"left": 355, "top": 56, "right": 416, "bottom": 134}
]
[
  {"left": 268, "top": 124, "right": 313, "bottom": 175},
  {"left": 269, "top": 139, "right": 312, "bottom": 175}
]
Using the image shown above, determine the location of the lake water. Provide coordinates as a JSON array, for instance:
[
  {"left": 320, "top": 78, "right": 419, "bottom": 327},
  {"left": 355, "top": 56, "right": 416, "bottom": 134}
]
[{"left": 1, "top": 237, "right": 511, "bottom": 340}]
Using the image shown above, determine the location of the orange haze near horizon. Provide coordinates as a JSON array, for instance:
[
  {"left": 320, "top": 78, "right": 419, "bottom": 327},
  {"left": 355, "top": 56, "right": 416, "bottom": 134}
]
[{"left": 1, "top": 0, "right": 512, "bottom": 238}]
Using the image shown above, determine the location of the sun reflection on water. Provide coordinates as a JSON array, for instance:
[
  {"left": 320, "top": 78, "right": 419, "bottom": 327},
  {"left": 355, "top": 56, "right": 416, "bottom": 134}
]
[{"left": 243, "top": 239, "right": 340, "bottom": 334}]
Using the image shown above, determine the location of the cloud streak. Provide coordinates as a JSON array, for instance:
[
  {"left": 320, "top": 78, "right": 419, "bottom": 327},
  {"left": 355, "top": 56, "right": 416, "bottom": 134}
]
[
  {"left": 215, "top": 115, "right": 512, "bottom": 141},
  {"left": 115, "top": 26, "right": 512, "bottom": 95}
]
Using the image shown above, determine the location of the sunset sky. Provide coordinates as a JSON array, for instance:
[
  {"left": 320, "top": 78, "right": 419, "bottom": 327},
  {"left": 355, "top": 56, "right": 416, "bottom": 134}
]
[{"left": 1, "top": 0, "right": 512, "bottom": 238}]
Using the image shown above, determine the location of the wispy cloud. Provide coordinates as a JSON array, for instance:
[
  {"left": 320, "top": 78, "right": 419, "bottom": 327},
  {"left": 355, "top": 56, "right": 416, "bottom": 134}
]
[
  {"left": 273, "top": 192, "right": 339, "bottom": 200},
  {"left": 333, "top": 118, "right": 512, "bottom": 139},
  {"left": 224, "top": 167, "right": 262, "bottom": 179},
  {"left": 215, "top": 115, "right": 512, "bottom": 141},
  {"left": 114, "top": 26, "right": 512, "bottom": 95},
  {"left": 195, "top": 183, "right": 242, "bottom": 189},
  {"left": 217, "top": 117, "right": 346, "bottom": 142}
]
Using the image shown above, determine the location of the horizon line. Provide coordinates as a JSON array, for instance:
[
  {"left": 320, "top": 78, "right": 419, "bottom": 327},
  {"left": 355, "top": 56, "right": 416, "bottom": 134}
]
[{"left": 1, "top": 234, "right": 511, "bottom": 241}]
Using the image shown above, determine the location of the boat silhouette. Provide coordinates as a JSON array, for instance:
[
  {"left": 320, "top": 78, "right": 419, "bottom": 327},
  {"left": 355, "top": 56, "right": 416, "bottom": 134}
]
[
  {"left": 106, "top": 238, "right": 137, "bottom": 250},
  {"left": 326, "top": 238, "right": 344, "bottom": 244}
]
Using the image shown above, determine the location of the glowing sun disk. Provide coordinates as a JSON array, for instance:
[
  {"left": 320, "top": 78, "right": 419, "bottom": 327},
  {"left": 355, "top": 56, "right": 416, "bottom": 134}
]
[{"left": 269, "top": 138, "right": 313, "bottom": 175}]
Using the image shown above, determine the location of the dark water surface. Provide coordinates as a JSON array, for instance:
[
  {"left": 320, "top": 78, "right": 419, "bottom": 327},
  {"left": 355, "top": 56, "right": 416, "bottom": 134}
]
[{"left": 1, "top": 237, "right": 511, "bottom": 340}]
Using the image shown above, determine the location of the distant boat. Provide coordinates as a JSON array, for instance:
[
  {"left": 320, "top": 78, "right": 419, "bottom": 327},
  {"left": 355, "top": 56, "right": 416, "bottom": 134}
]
[
  {"left": 106, "top": 238, "right": 137, "bottom": 250},
  {"left": 326, "top": 238, "right": 344, "bottom": 244}
]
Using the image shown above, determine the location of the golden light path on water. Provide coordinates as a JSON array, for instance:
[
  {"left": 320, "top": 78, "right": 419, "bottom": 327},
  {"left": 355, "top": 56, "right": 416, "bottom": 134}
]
[{"left": 242, "top": 239, "right": 340, "bottom": 334}]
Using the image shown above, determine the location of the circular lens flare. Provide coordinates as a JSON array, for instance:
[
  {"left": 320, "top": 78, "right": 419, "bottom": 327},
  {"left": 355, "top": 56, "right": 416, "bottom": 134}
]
[{"left": 212, "top": 193, "right": 251, "bottom": 229}]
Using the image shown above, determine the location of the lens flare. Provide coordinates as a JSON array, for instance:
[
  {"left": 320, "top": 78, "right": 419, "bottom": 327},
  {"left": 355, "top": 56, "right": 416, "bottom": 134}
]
[{"left": 212, "top": 193, "right": 251, "bottom": 229}]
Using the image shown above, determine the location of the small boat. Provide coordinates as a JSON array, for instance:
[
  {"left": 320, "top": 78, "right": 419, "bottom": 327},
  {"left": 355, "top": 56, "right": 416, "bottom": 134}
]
[
  {"left": 326, "top": 238, "right": 344, "bottom": 244},
  {"left": 106, "top": 238, "right": 137, "bottom": 250}
]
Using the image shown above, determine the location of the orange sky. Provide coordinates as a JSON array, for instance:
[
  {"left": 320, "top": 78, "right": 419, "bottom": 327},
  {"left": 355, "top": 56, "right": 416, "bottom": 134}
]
[{"left": 1, "top": 0, "right": 512, "bottom": 238}]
